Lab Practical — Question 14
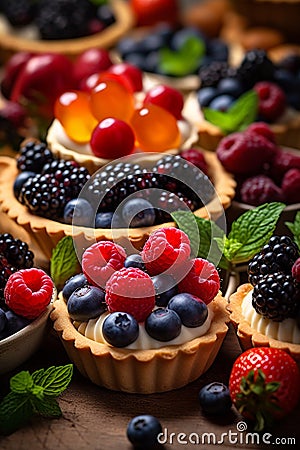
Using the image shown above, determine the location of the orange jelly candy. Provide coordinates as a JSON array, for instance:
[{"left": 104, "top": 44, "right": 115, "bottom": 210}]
[
  {"left": 54, "top": 91, "right": 97, "bottom": 143},
  {"left": 130, "top": 103, "right": 181, "bottom": 152},
  {"left": 90, "top": 79, "right": 135, "bottom": 122}
]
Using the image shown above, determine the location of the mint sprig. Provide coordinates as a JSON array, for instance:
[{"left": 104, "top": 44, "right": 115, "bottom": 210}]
[
  {"left": 203, "top": 90, "right": 259, "bottom": 134},
  {"left": 50, "top": 236, "right": 80, "bottom": 290},
  {"left": 285, "top": 211, "right": 300, "bottom": 250},
  {"left": 158, "top": 36, "right": 205, "bottom": 77},
  {"left": 172, "top": 203, "right": 286, "bottom": 268},
  {"left": 0, "top": 364, "right": 73, "bottom": 435}
]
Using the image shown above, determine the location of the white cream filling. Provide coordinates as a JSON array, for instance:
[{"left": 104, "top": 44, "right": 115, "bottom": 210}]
[
  {"left": 242, "top": 289, "right": 300, "bottom": 344},
  {"left": 75, "top": 304, "right": 213, "bottom": 350}
]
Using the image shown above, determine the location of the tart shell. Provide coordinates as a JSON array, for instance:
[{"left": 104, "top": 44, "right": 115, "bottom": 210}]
[
  {"left": 50, "top": 293, "right": 229, "bottom": 393},
  {"left": 228, "top": 283, "right": 300, "bottom": 362}
]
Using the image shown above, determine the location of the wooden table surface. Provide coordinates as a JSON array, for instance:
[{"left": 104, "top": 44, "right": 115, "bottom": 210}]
[{"left": 0, "top": 324, "right": 299, "bottom": 450}]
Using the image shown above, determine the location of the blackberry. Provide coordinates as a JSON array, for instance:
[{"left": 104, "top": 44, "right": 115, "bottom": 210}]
[
  {"left": 236, "top": 49, "right": 276, "bottom": 90},
  {"left": 154, "top": 190, "right": 198, "bottom": 222},
  {"left": 1, "top": 0, "right": 36, "bottom": 27},
  {"left": 17, "top": 140, "right": 55, "bottom": 173},
  {"left": 248, "top": 235, "right": 299, "bottom": 286},
  {"left": 252, "top": 272, "right": 300, "bottom": 321},
  {"left": 199, "top": 62, "right": 234, "bottom": 88},
  {"left": 36, "top": 0, "right": 96, "bottom": 40}
]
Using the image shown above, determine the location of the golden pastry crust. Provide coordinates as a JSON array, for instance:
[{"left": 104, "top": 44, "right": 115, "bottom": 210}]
[
  {"left": 0, "top": 0, "right": 134, "bottom": 60},
  {"left": 50, "top": 293, "right": 229, "bottom": 393},
  {"left": 228, "top": 284, "right": 300, "bottom": 362}
]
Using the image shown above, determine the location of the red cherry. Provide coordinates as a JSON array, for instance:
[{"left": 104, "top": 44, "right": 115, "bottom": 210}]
[
  {"left": 72, "top": 48, "right": 113, "bottom": 88},
  {"left": 130, "top": 0, "right": 179, "bottom": 26},
  {"left": 143, "top": 84, "right": 184, "bottom": 120},
  {"left": 107, "top": 63, "right": 143, "bottom": 92},
  {"left": 90, "top": 118, "right": 135, "bottom": 159},
  {"left": 1, "top": 51, "right": 34, "bottom": 99}
]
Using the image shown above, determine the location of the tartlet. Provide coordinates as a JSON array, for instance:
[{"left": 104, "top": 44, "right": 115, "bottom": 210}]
[
  {"left": 228, "top": 283, "right": 300, "bottom": 362},
  {"left": 51, "top": 291, "right": 229, "bottom": 393},
  {"left": 0, "top": 153, "right": 235, "bottom": 265},
  {"left": 0, "top": 0, "right": 134, "bottom": 61}
]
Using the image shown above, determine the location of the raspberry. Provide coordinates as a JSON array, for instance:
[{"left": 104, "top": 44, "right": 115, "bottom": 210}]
[
  {"left": 180, "top": 148, "right": 208, "bottom": 175},
  {"left": 178, "top": 258, "right": 220, "bottom": 305},
  {"left": 254, "top": 81, "right": 287, "bottom": 122},
  {"left": 240, "top": 175, "right": 283, "bottom": 206},
  {"left": 269, "top": 149, "right": 300, "bottom": 182},
  {"left": 292, "top": 258, "right": 300, "bottom": 282},
  {"left": 141, "top": 228, "right": 191, "bottom": 276},
  {"left": 216, "top": 131, "right": 277, "bottom": 175},
  {"left": 82, "top": 241, "right": 126, "bottom": 289},
  {"left": 246, "top": 122, "right": 276, "bottom": 143},
  {"left": 105, "top": 267, "right": 155, "bottom": 322},
  {"left": 4, "top": 268, "right": 54, "bottom": 319},
  {"left": 281, "top": 168, "right": 300, "bottom": 204}
]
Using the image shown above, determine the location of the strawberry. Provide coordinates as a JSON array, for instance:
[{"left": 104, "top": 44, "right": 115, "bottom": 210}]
[{"left": 229, "top": 347, "right": 300, "bottom": 430}]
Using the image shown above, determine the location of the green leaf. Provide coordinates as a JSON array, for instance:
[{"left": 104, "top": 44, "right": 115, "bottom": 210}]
[
  {"left": 225, "top": 202, "right": 286, "bottom": 264},
  {"left": 171, "top": 211, "right": 201, "bottom": 257},
  {"left": 158, "top": 36, "right": 205, "bottom": 77},
  {"left": 32, "top": 397, "right": 62, "bottom": 418},
  {"left": 50, "top": 236, "right": 80, "bottom": 290},
  {"left": 10, "top": 371, "right": 33, "bottom": 394},
  {"left": 0, "top": 392, "right": 33, "bottom": 435},
  {"left": 32, "top": 364, "right": 73, "bottom": 397},
  {"left": 203, "top": 90, "right": 259, "bottom": 134},
  {"left": 285, "top": 211, "right": 300, "bottom": 250}
]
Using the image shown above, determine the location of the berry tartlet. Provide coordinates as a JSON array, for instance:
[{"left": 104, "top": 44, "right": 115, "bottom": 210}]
[
  {"left": 0, "top": 140, "right": 235, "bottom": 264},
  {"left": 228, "top": 235, "right": 300, "bottom": 362},
  {"left": 51, "top": 228, "right": 229, "bottom": 393},
  {"left": 0, "top": 0, "right": 134, "bottom": 60},
  {"left": 184, "top": 49, "right": 300, "bottom": 150}
]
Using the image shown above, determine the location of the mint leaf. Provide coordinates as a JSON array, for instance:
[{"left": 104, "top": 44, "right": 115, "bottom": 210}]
[
  {"left": 285, "top": 212, "right": 300, "bottom": 250},
  {"left": 50, "top": 236, "right": 80, "bottom": 290},
  {"left": 171, "top": 211, "right": 200, "bottom": 257},
  {"left": 0, "top": 392, "right": 33, "bottom": 435},
  {"left": 158, "top": 36, "right": 205, "bottom": 77},
  {"left": 32, "top": 397, "right": 62, "bottom": 418},
  {"left": 32, "top": 364, "right": 73, "bottom": 397},
  {"left": 225, "top": 202, "right": 286, "bottom": 263},
  {"left": 10, "top": 371, "right": 33, "bottom": 394},
  {"left": 203, "top": 90, "right": 258, "bottom": 134}
]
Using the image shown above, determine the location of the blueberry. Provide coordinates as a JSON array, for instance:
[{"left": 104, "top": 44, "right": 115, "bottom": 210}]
[
  {"left": 199, "top": 382, "right": 232, "bottom": 415},
  {"left": 63, "top": 198, "right": 94, "bottom": 227},
  {"left": 139, "top": 34, "right": 166, "bottom": 54},
  {"left": 127, "top": 415, "right": 162, "bottom": 448},
  {"left": 102, "top": 312, "right": 139, "bottom": 347},
  {"left": 62, "top": 273, "right": 88, "bottom": 302},
  {"left": 217, "top": 77, "right": 244, "bottom": 98},
  {"left": 143, "top": 51, "right": 160, "bottom": 73},
  {"left": 277, "top": 54, "right": 300, "bottom": 74},
  {"left": 170, "top": 27, "right": 206, "bottom": 51},
  {"left": 67, "top": 285, "right": 106, "bottom": 321},
  {"left": 145, "top": 308, "right": 181, "bottom": 341},
  {"left": 152, "top": 274, "right": 178, "bottom": 307},
  {"left": 95, "top": 211, "right": 114, "bottom": 228},
  {"left": 0, "top": 308, "right": 7, "bottom": 334},
  {"left": 116, "top": 37, "right": 142, "bottom": 58},
  {"left": 123, "top": 53, "right": 146, "bottom": 71},
  {"left": 96, "top": 4, "right": 115, "bottom": 27},
  {"left": 168, "top": 293, "right": 208, "bottom": 327},
  {"left": 197, "top": 87, "right": 218, "bottom": 107},
  {"left": 153, "top": 23, "right": 174, "bottom": 45},
  {"left": 121, "top": 198, "right": 156, "bottom": 228},
  {"left": 207, "top": 39, "right": 229, "bottom": 62},
  {"left": 124, "top": 254, "right": 145, "bottom": 271},
  {"left": 13, "top": 171, "right": 35, "bottom": 199},
  {"left": 1, "top": 310, "right": 31, "bottom": 339},
  {"left": 209, "top": 94, "right": 235, "bottom": 112},
  {"left": 274, "top": 68, "right": 298, "bottom": 93}
]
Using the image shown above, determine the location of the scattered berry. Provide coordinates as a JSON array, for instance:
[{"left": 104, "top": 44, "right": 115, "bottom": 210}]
[
  {"left": 254, "top": 81, "right": 286, "bottom": 122},
  {"left": 121, "top": 198, "right": 156, "bottom": 228},
  {"left": 17, "top": 140, "right": 55, "bottom": 173},
  {"left": 0, "top": 310, "right": 31, "bottom": 340},
  {"left": 90, "top": 118, "right": 135, "bottom": 159},
  {"left": 236, "top": 49, "right": 275, "bottom": 90},
  {"left": 269, "top": 150, "right": 300, "bottom": 182},
  {"left": 102, "top": 311, "right": 139, "bottom": 347},
  {"left": 0, "top": 100, "right": 26, "bottom": 128},
  {"left": 180, "top": 148, "right": 208, "bottom": 174},
  {"left": 199, "top": 382, "right": 232, "bottom": 415},
  {"left": 82, "top": 241, "right": 126, "bottom": 288},
  {"left": 67, "top": 285, "right": 106, "bottom": 321},
  {"left": 95, "top": 211, "right": 115, "bottom": 229},
  {"left": 281, "top": 168, "right": 300, "bottom": 204},
  {"left": 127, "top": 415, "right": 162, "bottom": 448},
  {"left": 124, "top": 254, "right": 145, "bottom": 271},
  {"left": 63, "top": 198, "right": 94, "bottom": 226},
  {"left": 141, "top": 228, "right": 191, "bottom": 276},
  {"left": 292, "top": 258, "right": 300, "bottom": 283},
  {"left": 246, "top": 122, "right": 276, "bottom": 143},
  {"left": 62, "top": 273, "right": 88, "bottom": 301},
  {"left": 143, "top": 84, "right": 184, "bottom": 120},
  {"left": 145, "top": 308, "right": 181, "bottom": 341},
  {"left": 105, "top": 267, "right": 155, "bottom": 322},
  {"left": 13, "top": 171, "right": 36, "bottom": 199},
  {"left": 229, "top": 347, "right": 300, "bottom": 430},
  {"left": 4, "top": 268, "right": 53, "bottom": 319},
  {"left": 178, "top": 258, "right": 220, "bottom": 305},
  {"left": 168, "top": 293, "right": 208, "bottom": 327},
  {"left": 240, "top": 175, "right": 283, "bottom": 206},
  {"left": 0, "top": 308, "right": 7, "bottom": 334},
  {"left": 152, "top": 273, "right": 178, "bottom": 307}
]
